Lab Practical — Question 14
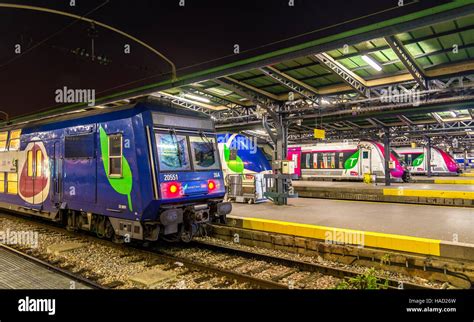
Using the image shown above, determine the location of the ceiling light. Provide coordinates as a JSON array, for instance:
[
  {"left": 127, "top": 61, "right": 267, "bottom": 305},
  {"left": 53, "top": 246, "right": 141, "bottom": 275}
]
[
  {"left": 449, "top": 111, "right": 457, "bottom": 118},
  {"left": 361, "top": 55, "right": 382, "bottom": 71},
  {"left": 183, "top": 93, "right": 210, "bottom": 103}
]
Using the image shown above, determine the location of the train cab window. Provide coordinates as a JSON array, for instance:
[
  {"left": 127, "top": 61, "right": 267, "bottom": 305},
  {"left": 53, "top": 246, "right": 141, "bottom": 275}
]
[
  {"left": 8, "top": 129, "right": 21, "bottom": 151},
  {"left": 108, "top": 134, "right": 122, "bottom": 177},
  {"left": 0, "top": 131, "right": 8, "bottom": 152},
  {"left": 155, "top": 133, "right": 191, "bottom": 171},
  {"left": 189, "top": 136, "right": 220, "bottom": 170}
]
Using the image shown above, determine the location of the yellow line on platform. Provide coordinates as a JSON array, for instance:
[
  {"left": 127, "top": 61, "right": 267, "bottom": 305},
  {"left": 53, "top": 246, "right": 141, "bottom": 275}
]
[
  {"left": 239, "top": 217, "right": 440, "bottom": 256},
  {"left": 434, "top": 179, "right": 474, "bottom": 184},
  {"left": 383, "top": 188, "right": 474, "bottom": 200},
  {"left": 460, "top": 173, "right": 474, "bottom": 177}
]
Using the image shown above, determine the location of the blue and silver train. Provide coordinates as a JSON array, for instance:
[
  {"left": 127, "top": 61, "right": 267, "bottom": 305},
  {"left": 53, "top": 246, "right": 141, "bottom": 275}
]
[{"left": 0, "top": 98, "right": 231, "bottom": 242}]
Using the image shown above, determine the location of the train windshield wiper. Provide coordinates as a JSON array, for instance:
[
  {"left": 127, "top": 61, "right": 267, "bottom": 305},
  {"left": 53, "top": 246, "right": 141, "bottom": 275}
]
[
  {"left": 170, "top": 129, "right": 183, "bottom": 167},
  {"left": 199, "top": 131, "right": 215, "bottom": 153}
]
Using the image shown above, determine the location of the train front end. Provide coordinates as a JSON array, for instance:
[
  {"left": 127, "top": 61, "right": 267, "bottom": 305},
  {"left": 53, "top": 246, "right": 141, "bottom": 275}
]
[{"left": 151, "top": 110, "right": 231, "bottom": 242}]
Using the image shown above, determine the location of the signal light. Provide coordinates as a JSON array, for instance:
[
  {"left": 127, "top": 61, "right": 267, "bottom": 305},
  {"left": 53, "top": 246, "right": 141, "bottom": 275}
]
[
  {"left": 169, "top": 183, "right": 178, "bottom": 194},
  {"left": 207, "top": 180, "right": 216, "bottom": 192},
  {"left": 161, "top": 182, "right": 182, "bottom": 199}
]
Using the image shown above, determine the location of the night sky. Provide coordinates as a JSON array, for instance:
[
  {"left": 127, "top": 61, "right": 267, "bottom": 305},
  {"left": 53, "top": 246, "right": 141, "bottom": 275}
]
[{"left": 0, "top": 0, "right": 450, "bottom": 119}]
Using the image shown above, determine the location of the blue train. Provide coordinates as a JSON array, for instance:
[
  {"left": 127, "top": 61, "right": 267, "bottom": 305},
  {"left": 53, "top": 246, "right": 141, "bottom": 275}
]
[{"left": 0, "top": 98, "right": 231, "bottom": 242}]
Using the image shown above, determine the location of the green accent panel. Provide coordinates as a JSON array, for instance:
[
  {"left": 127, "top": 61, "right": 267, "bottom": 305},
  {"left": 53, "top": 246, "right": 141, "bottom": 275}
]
[
  {"left": 224, "top": 144, "right": 244, "bottom": 173},
  {"left": 99, "top": 126, "right": 134, "bottom": 211},
  {"left": 412, "top": 154, "right": 425, "bottom": 167},
  {"left": 344, "top": 150, "right": 360, "bottom": 170}
]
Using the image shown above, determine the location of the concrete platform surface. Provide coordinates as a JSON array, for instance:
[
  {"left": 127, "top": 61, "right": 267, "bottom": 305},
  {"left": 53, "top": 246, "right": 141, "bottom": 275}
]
[
  {"left": 228, "top": 198, "right": 474, "bottom": 261},
  {"left": 228, "top": 199, "right": 474, "bottom": 259},
  {"left": 0, "top": 247, "right": 90, "bottom": 289},
  {"left": 412, "top": 176, "right": 474, "bottom": 184},
  {"left": 231, "top": 199, "right": 474, "bottom": 243}
]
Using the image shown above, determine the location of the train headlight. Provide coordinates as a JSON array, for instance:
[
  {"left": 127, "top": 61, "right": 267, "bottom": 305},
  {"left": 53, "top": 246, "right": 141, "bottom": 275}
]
[
  {"left": 161, "top": 182, "right": 183, "bottom": 199},
  {"left": 169, "top": 184, "right": 178, "bottom": 194},
  {"left": 207, "top": 179, "right": 216, "bottom": 192}
]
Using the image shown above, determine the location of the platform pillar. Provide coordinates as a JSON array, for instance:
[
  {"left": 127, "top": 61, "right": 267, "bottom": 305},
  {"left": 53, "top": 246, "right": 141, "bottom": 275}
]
[
  {"left": 383, "top": 128, "right": 391, "bottom": 186},
  {"left": 262, "top": 108, "right": 295, "bottom": 205},
  {"left": 426, "top": 136, "right": 432, "bottom": 177}
]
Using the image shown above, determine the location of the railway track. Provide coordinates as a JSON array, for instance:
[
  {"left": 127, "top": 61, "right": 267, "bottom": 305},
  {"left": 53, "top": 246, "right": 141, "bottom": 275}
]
[
  {"left": 0, "top": 214, "right": 290, "bottom": 289},
  {"left": 187, "top": 239, "right": 432, "bottom": 289},
  {"left": 0, "top": 243, "right": 106, "bottom": 289},
  {"left": 0, "top": 212, "right": 453, "bottom": 289}
]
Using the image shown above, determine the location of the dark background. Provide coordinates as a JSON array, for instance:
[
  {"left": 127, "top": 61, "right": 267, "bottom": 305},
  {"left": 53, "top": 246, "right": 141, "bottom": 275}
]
[{"left": 0, "top": 0, "right": 450, "bottom": 118}]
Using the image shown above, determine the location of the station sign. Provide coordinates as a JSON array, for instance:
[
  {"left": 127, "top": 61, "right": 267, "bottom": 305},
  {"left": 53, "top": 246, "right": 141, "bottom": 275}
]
[{"left": 314, "top": 129, "right": 325, "bottom": 139}]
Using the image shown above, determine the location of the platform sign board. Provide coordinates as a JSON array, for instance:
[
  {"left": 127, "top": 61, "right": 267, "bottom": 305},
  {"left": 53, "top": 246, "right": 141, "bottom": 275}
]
[
  {"left": 411, "top": 142, "right": 416, "bottom": 148},
  {"left": 314, "top": 129, "right": 325, "bottom": 139}
]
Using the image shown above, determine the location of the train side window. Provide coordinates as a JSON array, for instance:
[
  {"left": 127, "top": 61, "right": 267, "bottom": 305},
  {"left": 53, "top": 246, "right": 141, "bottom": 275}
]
[
  {"left": 8, "top": 129, "right": 21, "bottom": 151},
  {"left": 362, "top": 151, "right": 369, "bottom": 159},
  {"left": 27, "top": 150, "right": 33, "bottom": 176},
  {"left": 301, "top": 153, "right": 312, "bottom": 169},
  {"left": 108, "top": 134, "right": 122, "bottom": 177},
  {"left": 7, "top": 173, "right": 17, "bottom": 194},
  {"left": 65, "top": 134, "right": 95, "bottom": 158},
  {"left": 0, "top": 172, "right": 4, "bottom": 193},
  {"left": 0, "top": 131, "right": 8, "bottom": 152}
]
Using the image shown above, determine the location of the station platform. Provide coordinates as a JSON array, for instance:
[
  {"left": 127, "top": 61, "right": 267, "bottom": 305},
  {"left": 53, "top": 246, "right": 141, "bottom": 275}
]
[
  {"left": 411, "top": 176, "right": 474, "bottom": 184},
  {"left": 226, "top": 199, "right": 474, "bottom": 260},
  {"left": 292, "top": 181, "right": 474, "bottom": 207},
  {"left": 0, "top": 246, "right": 90, "bottom": 289}
]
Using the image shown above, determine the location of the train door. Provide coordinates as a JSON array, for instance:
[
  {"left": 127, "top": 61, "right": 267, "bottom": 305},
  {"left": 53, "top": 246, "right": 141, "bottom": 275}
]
[
  {"left": 51, "top": 141, "right": 62, "bottom": 205},
  {"left": 62, "top": 133, "right": 97, "bottom": 205},
  {"left": 360, "top": 148, "right": 371, "bottom": 174},
  {"left": 22, "top": 142, "right": 48, "bottom": 208},
  {"left": 288, "top": 147, "right": 301, "bottom": 177}
]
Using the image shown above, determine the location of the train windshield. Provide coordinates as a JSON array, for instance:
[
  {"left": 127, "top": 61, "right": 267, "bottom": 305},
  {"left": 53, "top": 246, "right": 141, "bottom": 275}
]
[
  {"left": 189, "top": 136, "right": 220, "bottom": 170},
  {"left": 155, "top": 133, "right": 191, "bottom": 171}
]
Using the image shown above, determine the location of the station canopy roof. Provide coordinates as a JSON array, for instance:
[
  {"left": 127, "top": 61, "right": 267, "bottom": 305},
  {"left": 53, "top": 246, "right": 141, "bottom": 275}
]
[{"left": 7, "top": 1, "right": 474, "bottom": 147}]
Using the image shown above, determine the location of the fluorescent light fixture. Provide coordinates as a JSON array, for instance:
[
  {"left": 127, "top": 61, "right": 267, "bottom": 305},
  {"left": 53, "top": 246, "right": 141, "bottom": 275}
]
[
  {"left": 183, "top": 93, "right": 210, "bottom": 103},
  {"left": 361, "top": 55, "right": 382, "bottom": 71},
  {"left": 321, "top": 98, "right": 330, "bottom": 105},
  {"left": 449, "top": 111, "right": 457, "bottom": 118}
]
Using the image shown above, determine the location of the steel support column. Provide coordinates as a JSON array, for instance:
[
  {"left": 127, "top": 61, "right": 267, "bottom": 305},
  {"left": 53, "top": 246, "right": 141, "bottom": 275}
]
[
  {"left": 426, "top": 137, "right": 432, "bottom": 177},
  {"left": 384, "top": 128, "right": 391, "bottom": 186}
]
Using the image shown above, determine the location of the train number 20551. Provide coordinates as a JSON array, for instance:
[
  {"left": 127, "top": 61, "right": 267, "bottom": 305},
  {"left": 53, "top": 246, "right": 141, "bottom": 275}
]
[{"left": 163, "top": 173, "right": 179, "bottom": 181}]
